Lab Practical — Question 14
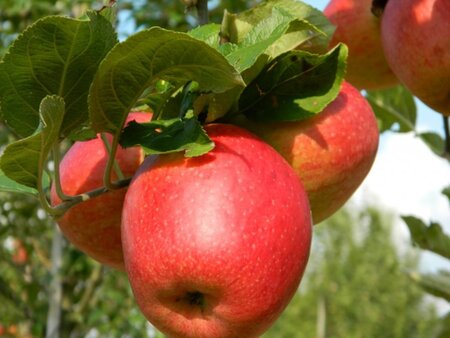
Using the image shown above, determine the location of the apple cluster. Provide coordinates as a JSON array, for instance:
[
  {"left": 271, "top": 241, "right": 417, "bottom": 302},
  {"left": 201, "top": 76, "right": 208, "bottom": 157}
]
[
  {"left": 325, "top": 0, "right": 450, "bottom": 117},
  {"left": 50, "top": 79, "right": 378, "bottom": 337}
]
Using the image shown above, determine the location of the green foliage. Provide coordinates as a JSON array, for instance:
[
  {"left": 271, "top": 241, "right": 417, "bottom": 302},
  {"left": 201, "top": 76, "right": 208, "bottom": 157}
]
[
  {"left": 0, "top": 168, "right": 39, "bottom": 195},
  {"left": 1, "top": 96, "right": 65, "bottom": 189},
  {"left": 0, "top": 12, "right": 117, "bottom": 138},
  {"left": 121, "top": 113, "right": 214, "bottom": 157},
  {"left": 366, "top": 85, "right": 447, "bottom": 159},
  {"left": 403, "top": 211, "right": 450, "bottom": 308},
  {"left": 89, "top": 26, "right": 244, "bottom": 134},
  {"left": 402, "top": 216, "right": 450, "bottom": 260},
  {"left": 0, "top": 0, "right": 346, "bottom": 201},
  {"left": 442, "top": 186, "right": 450, "bottom": 202},
  {"left": 366, "top": 85, "right": 417, "bottom": 133},
  {"left": 240, "top": 44, "right": 347, "bottom": 121},
  {"left": 225, "top": 0, "right": 333, "bottom": 51},
  {"left": 0, "top": 190, "right": 149, "bottom": 337},
  {"left": 264, "top": 207, "right": 439, "bottom": 338},
  {"left": 409, "top": 270, "right": 450, "bottom": 302}
]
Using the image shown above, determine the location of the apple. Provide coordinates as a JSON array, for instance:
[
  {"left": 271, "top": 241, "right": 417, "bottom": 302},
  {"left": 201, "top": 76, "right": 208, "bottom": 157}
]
[
  {"left": 236, "top": 81, "right": 379, "bottom": 224},
  {"left": 381, "top": 0, "right": 450, "bottom": 116},
  {"left": 324, "top": 0, "right": 397, "bottom": 90},
  {"left": 122, "top": 124, "right": 312, "bottom": 338},
  {"left": 12, "top": 239, "right": 28, "bottom": 265},
  {"left": 50, "top": 112, "right": 152, "bottom": 270}
]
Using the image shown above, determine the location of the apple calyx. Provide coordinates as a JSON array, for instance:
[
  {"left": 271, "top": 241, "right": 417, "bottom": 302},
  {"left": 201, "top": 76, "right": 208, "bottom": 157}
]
[
  {"left": 371, "top": 0, "right": 389, "bottom": 17},
  {"left": 176, "top": 291, "right": 207, "bottom": 311}
]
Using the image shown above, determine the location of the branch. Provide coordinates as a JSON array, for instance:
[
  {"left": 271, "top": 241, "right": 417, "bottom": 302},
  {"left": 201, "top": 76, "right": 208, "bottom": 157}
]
[
  {"left": 52, "top": 176, "right": 132, "bottom": 218},
  {"left": 46, "top": 227, "right": 64, "bottom": 338},
  {"left": 196, "top": 0, "right": 209, "bottom": 25},
  {"left": 444, "top": 116, "right": 450, "bottom": 161},
  {"left": 72, "top": 265, "right": 104, "bottom": 320}
]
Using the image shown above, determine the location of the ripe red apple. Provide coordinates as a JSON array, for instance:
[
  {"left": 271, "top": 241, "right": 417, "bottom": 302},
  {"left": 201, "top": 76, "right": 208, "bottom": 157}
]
[
  {"left": 237, "top": 82, "right": 379, "bottom": 224},
  {"left": 324, "top": 0, "right": 398, "bottom": 89},
  {"left": 122, "top": 124, "right": 312, "bottom": 338},
  {"left": 381, "top": 0, "right": 450, "bottom": 116},
  {"left": 51, "top": 112, "right": 152, "bottom": 270}
]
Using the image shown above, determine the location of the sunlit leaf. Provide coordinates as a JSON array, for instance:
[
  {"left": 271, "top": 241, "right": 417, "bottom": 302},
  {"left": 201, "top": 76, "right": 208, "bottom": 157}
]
[
  {"left": 240, "top": 44, "right": 347, "bottom": 121},
  {"left": 89, "top": 27, "right": 243, "bottom": 135},
  {"left": 366, "top": 86, "right": 416, "bottom": 133}
]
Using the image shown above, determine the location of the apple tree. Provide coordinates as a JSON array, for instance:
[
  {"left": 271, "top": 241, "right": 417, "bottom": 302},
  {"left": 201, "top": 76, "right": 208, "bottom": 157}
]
[{"left": 0, "top": 0, "right": 449, "bottom": 337}]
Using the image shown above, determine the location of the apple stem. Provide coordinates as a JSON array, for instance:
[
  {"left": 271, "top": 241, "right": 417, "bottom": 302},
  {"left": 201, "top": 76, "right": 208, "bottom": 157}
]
[
  {"left": 100, "top": 133, "right": 125, "bottom": 180},
  {"left": 52, "top": 143, "right": 76, "bottom": 202},
  {"left": 444, "top": 116, "right": 450, "bottom": 161},
  {"left": 196, "top": 0, "right": 209, "bottom": 25},
  {"left": 371, "top": 0, "right": 389, "bottom": 17},
  {"left": 37, "top": 154, "right": 66, "bottom": 218},
  {"left": 102, "top": 132, "right": 124, "bottom": 190}
]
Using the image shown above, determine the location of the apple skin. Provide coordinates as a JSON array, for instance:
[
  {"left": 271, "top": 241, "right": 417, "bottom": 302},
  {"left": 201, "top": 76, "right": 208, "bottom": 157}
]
[
  {"left": 237, "top": 82, "right": 379, "bottom": 224},
  {"left": 381, "top": 0, "right": 450, "bottom": 116},
  {"left": 50, "top": 112, "right": 151, "bottom": 270},
  {"left": 122, "top": 124, "right": 312, "bottom": 338},
  {"left": 324, "top": 0, "right": 397, "bottom": 90}
]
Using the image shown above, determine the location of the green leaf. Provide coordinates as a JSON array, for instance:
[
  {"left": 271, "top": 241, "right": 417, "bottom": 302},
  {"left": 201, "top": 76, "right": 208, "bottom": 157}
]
[
  {"left": 240, "top": 43, "right": 347, "bottom": 121},
  {"left": 365, "top": 86, "right": 417, "bottom": 133},
  {"left": 0, "top": 95, "right": 65, "bottom": 189},
  {"left": 0, "top": 12, "right": 117, "bottom": 138},
  {"left": 89, "top": 27, "right": 244, "bottom": 135},
  {"left": 402, "top": 216, "right": 450, "bottom": 259},
  {"left": 194, "top": 87, "right": 243, "bottom": 123},
  {"left": 418, "top": 132, "right": 446, "bottom": 157},
  {"left": 188, "top": 23, "right": 221, "bottom": 48},
  {"left": 443, "top": 186, "right": 450, "bottom": 202},
  {"left": 408, "top": 270, "right": 450, "bottom": 302},
  {"left": 0, "top": 168, "right": 38, "bottom": 195},
  {"left": 225, "top": 7, "right": 296, "bottom": 74},
  {"left": 222, "top": 0, "right": 333, "bottom": 52},
  {"left": 120, "top": 113, "right": 214, "bottom": 157}
]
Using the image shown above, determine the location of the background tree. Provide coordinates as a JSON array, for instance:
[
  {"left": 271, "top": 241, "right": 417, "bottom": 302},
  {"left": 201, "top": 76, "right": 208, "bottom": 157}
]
[{"left": 264, "top": 207, "right": 439, "bottom": 338}]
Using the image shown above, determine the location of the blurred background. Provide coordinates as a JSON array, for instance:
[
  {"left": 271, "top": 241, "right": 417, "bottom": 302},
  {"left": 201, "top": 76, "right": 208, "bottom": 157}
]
[{"left": 0, "top": 0, "right": 449, "bottom": 337}]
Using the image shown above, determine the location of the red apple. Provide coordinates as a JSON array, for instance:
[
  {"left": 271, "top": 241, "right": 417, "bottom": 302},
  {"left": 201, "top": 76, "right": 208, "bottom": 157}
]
[
  {"left": 12, "top": 239, "right": 28, "bottom": 265},
  {"left": 381, "top": 0, "right": 450, "bottom": 116},
  {"left": 51, "top": 112, "right": 152, "bottom": 270},
  {"left": 324, "top": 0, "right": 398, "bottom": 89},
  {"left": 122, "top": 124, "right": 312, "bottom": 338},
  {"left": 237, "top": 82, "right": 379, "bottom": 224}
]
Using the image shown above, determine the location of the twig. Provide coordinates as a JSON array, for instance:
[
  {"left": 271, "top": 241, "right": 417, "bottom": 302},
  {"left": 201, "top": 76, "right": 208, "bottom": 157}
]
[
  {"left": 196, "top": 0, "right": 209, "bottom": 25},
  {"left": 45, "top": 227, "right": 64, "bottom": 338},
  {"left": 443, "top": 116, "right": 450, "bottom": 161},
  {"left": 72, "top": 265, "right": 104, "bottom": 319}
]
